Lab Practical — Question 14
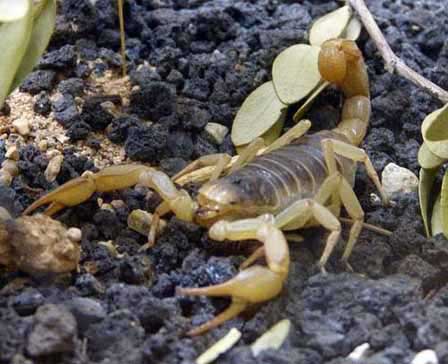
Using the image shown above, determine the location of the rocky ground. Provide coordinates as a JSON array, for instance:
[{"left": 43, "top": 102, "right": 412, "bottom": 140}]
[{"left": 1, "top": 0, "right": 448, "bottom": 363}]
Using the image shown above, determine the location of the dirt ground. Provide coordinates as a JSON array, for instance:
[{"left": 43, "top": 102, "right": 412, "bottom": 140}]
[{"left": 1, "top": 0, "right": 448, "bottom": 363}]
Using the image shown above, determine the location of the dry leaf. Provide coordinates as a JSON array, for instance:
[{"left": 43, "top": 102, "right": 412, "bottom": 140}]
[
  {"left": 343, "top": 16, "right": 362, "bottom": 41},
  {"left": 231, "top": 81, "right": 287, "bottom": 146},
  {"left": 309, "top": 5, "right": 352, "bottom": 46},
  {"left": 272, "top": 44, "right": 322, "bottom": 105}
]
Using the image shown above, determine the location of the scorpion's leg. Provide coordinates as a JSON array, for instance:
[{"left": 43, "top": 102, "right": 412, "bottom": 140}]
[
  {"left": 229, "top": 137, "right": 265, "bottom": 173},
  {"left": 275, "top": 191, "right": 342, "bottom": 272},
  {"left": 24, "top": 165, "right": 151, "bottom": 216},
  {"left": 172, "top": 154, "right": 232, "bottom": 182},
  {"left": 177, "top": 214, "right": 289, "bottom": 336},
  {"left": 139, "top": 168, "right": 196, "bottom": 223},
  {"left": 325, "top": 139, "right": 389, "bottom": 205},
  {"left": 263, "top": 119, "right": 312, "bottom": 154}
]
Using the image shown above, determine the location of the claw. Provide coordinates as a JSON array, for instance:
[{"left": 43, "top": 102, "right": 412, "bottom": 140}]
[
  {"left": 177, "top": 265, "right": 285, "bottom": 336},
  {"left": 24, "top": 164, "right": 151, "bottom": 216}
]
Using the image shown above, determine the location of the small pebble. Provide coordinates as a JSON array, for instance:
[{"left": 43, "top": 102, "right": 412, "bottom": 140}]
[
  {"left": 12, "top": 118, "right": 31, "bottom": 136},
  {"left": 5, "top": 146, "right": 19, "bottom": 161},
  {"left": 411, "top": 350, "right": 438, "bottom": 364},
  {"left": 67, "top": 228, "right": 82, "bottom": 243},
  {"left": 111, "top": 200, "right": 126, "bottom": 209},
  {"left": 38, "top": 140, "right": 48, "bottom": 152},
  {"left": 381, "top": 162, "right": 418, "bottom": 198},
  {"left": 205, "top": 122, "right": 228, "bottom": 145},
  {"left": 0, "top": 170, "right": 13, "bottom": 186},
  {"left": 2, "top": 159, "right": 19, "bottom": 177},
  {"left": 44, "top": 155, "right": 64, "bottom": 182}
]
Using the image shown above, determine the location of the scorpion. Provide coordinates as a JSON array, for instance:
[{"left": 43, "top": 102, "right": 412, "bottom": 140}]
[{"left": 23, "top": 39, "right": 389, "bottom": 336}]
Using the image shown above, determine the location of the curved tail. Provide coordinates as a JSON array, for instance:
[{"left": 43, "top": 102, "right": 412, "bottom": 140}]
[{"left": 318, "top": 39, "right": 371, "bottom": 146}]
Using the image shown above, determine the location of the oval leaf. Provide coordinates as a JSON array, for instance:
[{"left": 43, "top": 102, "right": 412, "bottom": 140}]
[
  {"left": 293, "top": 81, "right": 329, "bottom": 123},
  {"left": 9, "top": 0, "right": 56, "bottom": 93},
  {"left": 343, "top": 16, "right": 362, "bottom": 41},
  {"left": 0, "top": 0, "right": 33, "bottom": 108},
  {"left": 309, "top": 5, "right": 352, "bottom": 46},
  {"left": 431, "top": 194, "right": 442, "bottom": 237},
  {"left": 236, "top": 116, "right": 284, "bottom": 155},
  {"left": 418, "top": 143, "right": 445, "bottom": 169},
  {"left": 0, "top": 0, "right": 30, "bottom": 22},
  {"left": 231, "top": 81, "right": 287, "bottom": 146},
  {"left": 441, "top": 169, "right": 448, "bottom": 239},
  {"left": 272, "top": 44, "right": 321, "bottom": 105},
  {"left": 419, "top": 167, "right": 438, "bottom": 238},
  {"left": 422, "top": 103, "right": 448, "bottom": 159}
]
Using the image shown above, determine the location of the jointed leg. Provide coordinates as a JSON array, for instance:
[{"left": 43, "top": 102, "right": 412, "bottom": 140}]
[
  {"left": 324, "top": 139, "right": 389, "bottom": 205},
  {"left": 230, "top": 137, "right": 265, "bottom": 173},
  {"left": 172, "top": 153, "right": 232, "bottom": 182},
  {"left": 263, "top": 119, "right": 312, "bottom": 154},
  {"left": 178, "top": 214, "right": 289, "bottom": 336}
]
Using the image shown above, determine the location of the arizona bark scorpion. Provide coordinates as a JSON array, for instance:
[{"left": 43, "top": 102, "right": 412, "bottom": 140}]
[{"left": 24, "top": 39, "right": 390, "bottom": 335}]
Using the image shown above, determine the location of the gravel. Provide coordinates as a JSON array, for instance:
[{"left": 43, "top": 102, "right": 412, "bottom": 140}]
[{"left": 1, "top": 0, "right": 448, "bottom": 363}]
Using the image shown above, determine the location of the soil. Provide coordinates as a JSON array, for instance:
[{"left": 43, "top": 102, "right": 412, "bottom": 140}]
[{"left": 1, "top": 0, "right": 448, "bottom": 363}]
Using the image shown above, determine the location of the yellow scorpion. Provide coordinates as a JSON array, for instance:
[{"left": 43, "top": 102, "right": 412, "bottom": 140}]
[{"left": 24, "top": 39, "right": 389, "bottom": 336}]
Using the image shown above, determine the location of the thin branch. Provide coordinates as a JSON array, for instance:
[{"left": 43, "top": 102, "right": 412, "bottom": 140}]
[
  {"left": 348, "top": 0, "right": 448, "bottom": 104},
  {"left": 117, "top": 0, "right": 127, "bottom": 77}
]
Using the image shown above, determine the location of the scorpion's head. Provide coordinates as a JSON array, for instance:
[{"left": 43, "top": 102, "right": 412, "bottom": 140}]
[{"left": 195, "top": 174, "right": 276, "bottom": 226}]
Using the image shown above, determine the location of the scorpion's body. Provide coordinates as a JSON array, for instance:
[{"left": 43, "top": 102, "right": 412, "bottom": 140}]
[
  {"left": 22, "top": 39, "right": 389, "bottom": 336},
  {"left": 209, "top": 131, "right": 355, "bottom": 222}
]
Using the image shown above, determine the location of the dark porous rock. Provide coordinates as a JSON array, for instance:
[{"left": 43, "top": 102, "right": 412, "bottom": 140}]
[
  {"left": 26, "top": 304, "right": 77, "bottom": 357},
  {"left": 33, "top": 92, "right": 52, "bottom": 116},
  {"left": 67, "top": 120, "right": 92, "bottom": 141},
  {"left": 0, "top": 102, "right": 10, "bottom": 116},
  {"left": 396, "top": 254, "right": 440, "bottom": 284},
  {"left": 176, "top": 98, "right": 212, "bottom": 130},
  {"left": 159, "top": 157, "right": 187, "bottom": 177},
  {"left": 193, "top": 135, "right": 218, "bottom": 158},
  {"left": 0, "top": 308, "right": 28, "bottom": 362},
  {"left": 81, "top": 95, "right": 121, "bottom": 131},
  {"left": 106, "top": 114, "right": 140, "bottom": 144},
  {"left": 52, "top": 94, "right": 80, "bottom": 128},
  {"left": 57, "top": 77, "right": 85, "bottom": 96},
  {"left": 11, "top": 288, "right": 44, "bottom": 316},
  {"left": 85, "top": 309, "right": 145, "bottom": 363},
  {"left": 20, "top": 70, "right": 57, "bottom": 95},
  {"left": 119, "top": 255, "right": 154, "bottom": 286},
  {"left": 39, "top": 44, "right": 77, "bottom": 70},
  {"left": 65, "top": 297, "right": 106, "bottom": 334},
  {"left": 74, "top": 273, "right": 105, "bottom": 297},
  {"left": 93, "top": 209, "right": 123, "bottom": 240},
  {"left": 125, "top": 123, "right": 169, "bottom": 163},
  {"left": 167, "top": 131, "right": 194, "bottom": 159},
  {"left": 130, "top": 81, "right": 176, "bottom": 121}
]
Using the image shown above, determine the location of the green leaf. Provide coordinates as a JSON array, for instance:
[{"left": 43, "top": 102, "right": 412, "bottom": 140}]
[
  {"left": 272, "top": 44, "right": 322, "bottom": 105},
  {"left": 293, "top": 81, "right": 329, "bottom": 123},
  {"left": 9, "top": 0, "right": 56, "bottom": 93},
  {"left": 418, "top": 142, "right": 445, "bottom": 169},
  {"left": 0, "top": 0, "right": 33, "bottom": 108},
  {"left": 343, "top": 16, "right": 362, "bottom": 41},
  {"left": 235, "top": 117, "right": 285, "bottom": 155},
  {"left": 422, "top": 103, "right": 448, "bottom": 159},
  {"left": 431, "top": 194, "right": 442, "bottom": 236},
  {"left": 0, "top": 0, "right": 30, "bottom": 22},
  {"left": 309, "top": 5, "right": 352, "bottom": 46},
  {"left": 419, "top": 167, "right": 438, "bottom": 237},
  {"left": 231, "top": 81, "right": 287, "bottom": 146},
  {"left": 441, "top": 169, "right": 448, "bottom": 238}
]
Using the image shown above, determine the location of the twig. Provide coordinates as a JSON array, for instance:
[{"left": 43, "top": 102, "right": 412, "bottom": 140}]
[
  {"left": 117, "top": 0, "right": 127, "bottom": 77},
  {"left": 348, "top": 0, "right": 448, "bottom": 104}
]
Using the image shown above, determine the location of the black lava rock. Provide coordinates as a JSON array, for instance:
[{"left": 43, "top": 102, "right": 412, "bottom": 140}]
[
  {"left": 107, "top": 114, "right": 140, "bottom": 144},
  {"left": 39, "top": 44, "right": 77, "bottom": 70},
  {"left": 129, "top": 81, "right": 176, "bottom": 121},
  {"left": 34, "top": 92, "right": 52, "bottom": 116},
  {"left": 58, "top": 77, "right": 85, "bottom": 96},
  {"left": 125, "top": 123, "right": 169, "bottom": 163},
  {"left": 26, "top": 304, "right": 77, "bottom": 357},
  {"left": 20, "top": 70, "right": 57, "bottom": 95}
]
